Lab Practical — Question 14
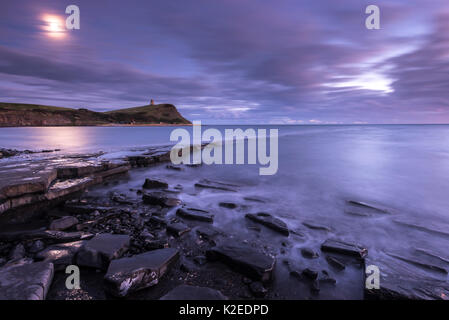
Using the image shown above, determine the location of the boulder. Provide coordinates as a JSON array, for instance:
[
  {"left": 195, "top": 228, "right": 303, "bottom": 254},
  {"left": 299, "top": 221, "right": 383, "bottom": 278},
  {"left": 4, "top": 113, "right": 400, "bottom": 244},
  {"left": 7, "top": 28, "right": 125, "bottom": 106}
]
[
  {"left": 0, "top": 260, "right": 54, "bottom": 300},
  {"left": 160, "top": 285, "right": 227, "bottom": 300},
  {"left": 301, "top": 248, "right": 319, "bottom": 259},
  {"left": 49, "top": 216, "right": 79, "bottom": 231},
  {"left": 142, "top": 178, "right": 168, "bottom": 189},
  {"left": 36, "top": 240, "right": 86, "bottom": 270},
  {"left": 206, "top": 242, "right": 276, "bottom": 282},
  {"left": 76, "top": 234, "right": 130, "bottom": 270},
  {"left": 245, "top": 213, "right": 289, "bottom": 236},
  {"left": 176, "top": 208, "right": 214, "bottom": 223},
  {"left": 104, "top": 248, "right": 179, "bottom": 297},
  {"left": 321, "top": 239, "right": 368, "bottom": 259}
]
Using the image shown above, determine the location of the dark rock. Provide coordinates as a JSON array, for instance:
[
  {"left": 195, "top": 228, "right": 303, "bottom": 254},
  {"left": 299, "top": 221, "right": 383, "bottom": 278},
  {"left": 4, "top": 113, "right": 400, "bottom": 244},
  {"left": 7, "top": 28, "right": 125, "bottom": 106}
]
[
  {"left": 249, "top": 281, "right": 268, "bottom": 298},
  {"left": 104, "top": 248, "right": 179, "bottom": 297},
  {"left": 206, "top": 241, "right": 276, "bottom": 282},
  {"left": 149, "top": 215, "right": 167, "bottom": 226},
  {"left": 0, "top": 260, "right": 54, "bottom": 300},
  {"left": 144, "top": 239, "right": 169, "bottom": 250},
  {"left": 36, "top": 240, "right": 86, "bottom": 270},
  {"left": 243, "top": 197, "right": 266, "bottom": 203},
  {"left": 347, "top": 200, "right": 389, "bottom": 213},
  {"left": 321, "top": 239, "right": 368, "bottom": 259},
  {"left": 301, "top": 248, "right": 319, "bottom": 259},
  {"left": 302, "top": 268, "right": 318, "bottom": 280},
  {"left": 302, "top": 221, "right": 331, "bottom": 231},
  {"left": 387, "top": 252, "right": 447, "bottom": 274},
  {"left": 364, "top": 254, "right": 449, "bottom": 300},
  {"left": 166, "top": 164, "right": 183, "bottom": 171},
  {"left": 142, "top": 178, "right": 169, "bottom": 189},
  {"left": 311, "top": 279, "right": 320, "bottom": 293},
  {"left": 196, "top": 226, "right": 222, "bottom": 244},
  {"left": 176, "top": 208, "right": 214, "bottom": 223},
  {"left": 111, "top": 193, "right": 134, "bottom": 205},
  {"left": 166, "top": 222, "right": 191, "bottom": 237},
  {"left": 393, "top": 218, "right": 449, "bottom": 238},
  {"left": 245, "top": 213, "right": 289, "bottom": 236},
  {"left": 326, "top": 256, "right": 346, "bottom": 270},
  {"left": 9, "top": 244, "right": 26, "bottom": 261},
  {"left": 219, "top": 202, "right": 237, "bottom": 209},
  {"left": 194, "top": 180, "right": 237, "bottom": 192},
  {"left": 28, "top": 240, "right": 45, "bottom": 254},
  {"left": 160, "top": 285, "right": 227, "bottom": 300},
  {"left": 76, "top": 234, "right": 130, "bottom": 270},
  {"left": 143, "top": 191, "right": 181, "bottom": 207},
  {"left": 193, "top": 255, "right": 207, "bottom": 266},
  {"left": 49, "top": 216, "right": 79, "bottom": 231}
]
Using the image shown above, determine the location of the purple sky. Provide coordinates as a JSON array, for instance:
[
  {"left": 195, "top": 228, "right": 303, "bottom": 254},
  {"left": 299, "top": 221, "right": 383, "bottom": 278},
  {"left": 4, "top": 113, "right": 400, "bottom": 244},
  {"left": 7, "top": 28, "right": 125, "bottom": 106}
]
[{"left": 1, "top": 0, "right": 448, "bottom": 124}]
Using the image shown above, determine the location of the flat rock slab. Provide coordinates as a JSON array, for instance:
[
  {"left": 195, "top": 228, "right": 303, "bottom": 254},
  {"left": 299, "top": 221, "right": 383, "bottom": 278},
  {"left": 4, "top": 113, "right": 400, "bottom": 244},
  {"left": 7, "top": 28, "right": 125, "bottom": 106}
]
[
  {"left": 49, "top": 216, "right": 79, "bottom": 231},
  {"left": 36, "top": 240, "right": 86, "bottom": 270},
  {"left": 0, "top": 260, "right": 54, "bottom": 300},
  {"left": 245, "top": 213, "right": 289, "bottom": 236},
  {"left": 142, "top": 191, "right": 181, "bottom": 207},
  {"left": 206, "top": 242, "right": 276, "bottom": 282},
  {"left": 142, "top": 178, "right": 169, "bottom": 189},
  {"left": 104, "top": 248, "right": 179, "bottom": 297},
  {"left": 167, "top": 222, "right": 191, "bottom": 237},
  {"left": 321, "top": 239, "right": 368, "bottom": 259},
  {"left": 365, "top": 253, "right": 449, "bottom": 300},
  {"left": 302, "top": 221, "right": 331, "bottom": 231},
  {"left": 160, "top": 285, "right": 227, "bottom": 300},
  {"left": 176, "top": 208, "right": 214, "bottom": 223},
  {"left": 76, "top": 234, "right": 130, "bottom": 270}
]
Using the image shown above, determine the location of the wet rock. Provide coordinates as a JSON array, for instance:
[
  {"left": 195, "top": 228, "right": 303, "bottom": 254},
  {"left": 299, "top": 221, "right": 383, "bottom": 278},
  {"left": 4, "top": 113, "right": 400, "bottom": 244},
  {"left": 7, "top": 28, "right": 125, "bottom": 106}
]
[
  {"left": 302, "top": 268, "right": 319, "bottom": 280},
  {"left": 206, "top": 241, "right": 276, "bottom": 282},
  {"left": 176, "top": 208, "right": 214, "bottom": 223},
  {"left": 104, "top": 248, "right": 179, "bottom": 297},
  {"left": 9, "top": 244, "right": 26, "bottom": 261},
  {"left": 302, "top": 221, "right": 331, "bottom": 231},
  {"left": 196, "top": 226, "right": 223, "bottom": 244},
  {"left": 160, "top": 285, "right": 227, "bottom": 300},
  {"left": 76, "top": 234, "right": 130, "bottom": 270},
  {"left": 49, "top": 216, "right": 79, "bottom": 231},
  {"left": 326, "top": 256, "right": 346, "bottom": 270},
  {"left": 144, "top": 239, "right": 169, "bottom": 250},
  {"left": 142, "top": 178, "right": 169, "bottom": 189},
  {"left": 249, "top": 281, "right": 267, "bottom": 298},
  {"left": 301, "top": 248, "right": 319, "bottom": 259},
  {"left": 245, "top": 213, "right": 289, "bottom": 236},
  {"left": 193, "top": 255, "right": 207, "bottom": 266},
  {"left": 36, "top": 240, "right": 86, "bottom": 271},
  {"left": 364, "top": 254, "right": 449, "bottom": 300},
  {"left": 243, "top": 197, "right": 266, "bottom": 203},
  {"left": 166, "top": 164, "right": 183, "bottom": 171},
  {"left": 194, "top": 180, "right": 237, "bottom": 192},
  {"left": 393, "top": 218, "right": 449, "bottom": 238},
  {"left": 28, "top": 240, "right": 45, "bottom": 254},
  {"left": 347, "top": 200, "right": 389, "bottom": 214},
  {"left": 311, "top": 279, "right": 320, "bottom": 293},
  {"left": 387, "top": 252, "right": 447, "bottom": 274},
  {"left": 149, "top": 215, "right": 167, "bottom": 226},
  {"left": 142, "top": 191, "right": 181, "bottom": 207},
  {"left": 321, "top": 239, "right": 368, "bottom": 259},
  {"left": 219, "top": 202, "right": 237, "bottom": 209},
  {"left": 166, "top": 222, "right": 191, "bottom": 237},
  {"left": 0, "top": 260, "right": 54, "bottom": 300}
]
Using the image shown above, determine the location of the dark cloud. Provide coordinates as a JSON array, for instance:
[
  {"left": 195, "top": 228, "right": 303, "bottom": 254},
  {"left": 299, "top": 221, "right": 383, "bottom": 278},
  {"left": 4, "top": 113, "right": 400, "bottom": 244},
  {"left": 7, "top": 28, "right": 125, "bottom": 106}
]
[{"left": 0, "top": 0, "right": 448, "bottom": 123}]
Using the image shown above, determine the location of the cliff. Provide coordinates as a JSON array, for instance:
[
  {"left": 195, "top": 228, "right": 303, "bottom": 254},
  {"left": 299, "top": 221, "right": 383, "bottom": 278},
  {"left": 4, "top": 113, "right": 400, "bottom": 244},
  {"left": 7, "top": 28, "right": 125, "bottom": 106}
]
[{"left": 0, "top": 103, "right": 191, "bottom": 127}]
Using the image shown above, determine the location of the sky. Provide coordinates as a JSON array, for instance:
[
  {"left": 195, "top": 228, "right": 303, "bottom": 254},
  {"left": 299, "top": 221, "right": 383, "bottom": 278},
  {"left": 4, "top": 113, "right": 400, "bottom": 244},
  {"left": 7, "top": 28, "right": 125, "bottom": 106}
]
[{"left": 1, "top": 0, "right": 448, "bottom": 124}]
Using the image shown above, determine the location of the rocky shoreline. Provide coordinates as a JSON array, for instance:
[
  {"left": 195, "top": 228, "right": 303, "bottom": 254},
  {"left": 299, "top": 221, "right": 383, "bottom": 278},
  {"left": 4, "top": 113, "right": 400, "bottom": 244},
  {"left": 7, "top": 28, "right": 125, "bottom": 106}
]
[{"left": 0, "top": 146, "right": 448, "bottom": 300}]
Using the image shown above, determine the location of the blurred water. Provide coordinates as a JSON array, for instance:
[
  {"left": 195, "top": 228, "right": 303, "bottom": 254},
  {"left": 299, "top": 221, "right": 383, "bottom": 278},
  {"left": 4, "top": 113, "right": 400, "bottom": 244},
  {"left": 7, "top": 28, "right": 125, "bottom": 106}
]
[{"left": 2, "top": 124, "right": 449, "bottom": 262}]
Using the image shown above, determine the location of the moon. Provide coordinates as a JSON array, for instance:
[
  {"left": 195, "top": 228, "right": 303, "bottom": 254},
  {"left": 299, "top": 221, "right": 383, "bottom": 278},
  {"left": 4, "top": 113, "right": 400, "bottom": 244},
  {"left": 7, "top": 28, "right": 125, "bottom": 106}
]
[{"left": 42, "top": 15, "right": 66, "bottom": 38}]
